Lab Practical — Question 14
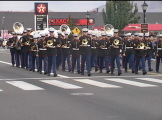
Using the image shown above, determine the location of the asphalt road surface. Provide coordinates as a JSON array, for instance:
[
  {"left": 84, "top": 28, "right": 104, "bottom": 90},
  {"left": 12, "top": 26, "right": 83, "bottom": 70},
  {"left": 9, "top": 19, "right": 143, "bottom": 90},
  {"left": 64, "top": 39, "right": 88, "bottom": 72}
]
[{"left": 0, "top": 48, "right": 162, "bottom": 120}]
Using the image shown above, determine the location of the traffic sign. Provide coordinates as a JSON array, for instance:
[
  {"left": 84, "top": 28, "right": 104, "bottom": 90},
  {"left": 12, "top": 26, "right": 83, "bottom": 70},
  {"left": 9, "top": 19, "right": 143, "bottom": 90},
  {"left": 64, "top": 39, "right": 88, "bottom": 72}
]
[
  {"left": 141, "top": 24, "right": 148, "bottom": 33},
  {"left": 72, "top": 27, "right": 81, "bottom": 34}
]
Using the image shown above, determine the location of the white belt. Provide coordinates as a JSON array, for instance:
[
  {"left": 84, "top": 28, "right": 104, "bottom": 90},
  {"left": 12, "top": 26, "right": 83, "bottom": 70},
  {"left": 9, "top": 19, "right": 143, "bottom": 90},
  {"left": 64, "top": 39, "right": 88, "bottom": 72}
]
[
  {"left": 101, "top": 48, "right": 107, "bottom": 49},
  {"left": 157, "top": 48, "right": 162, "bottom": 50},
  {"left": 46, "top": 46, "right": 56, "bottom": 48},
  {"left": 73, "top": 48, "right": 79, "bottom": 50},
  {"left": 126, "top": 47, "right": 133, "bottom": 49},
  {"left": 91, "top": 47, "right": 96, "bottom": 49},
  {"left": 80, "top": 45, "right": 90, "bottom": 47},
  {"left": 39, "top": 48, "right": 47, "bottom": 50}
]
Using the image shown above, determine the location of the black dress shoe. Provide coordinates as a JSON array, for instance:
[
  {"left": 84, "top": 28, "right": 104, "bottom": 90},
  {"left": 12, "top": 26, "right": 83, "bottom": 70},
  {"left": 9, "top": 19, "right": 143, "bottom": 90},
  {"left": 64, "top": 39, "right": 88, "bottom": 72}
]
[
  {"left": 143, "top": 72, "right": 147, "bottom": 75},
  {"left": 88, "top": 73, "right": 91, "bottom": 76},
  {"left": 111, "top": 73, "right": 114, "bottom": 75},
  {"left": 118, "top": 72, "right": 122, "bottom": 76},
  {"left": 95, "top": 68, "right": 98, "bottom": 72},
  {"left": 81, "top": 73, "right": 84, "bottom": 75},
  {"left": 53, "top": 73, "right": 57, "bottom": 77},
  {"left": 149, "top": 68, "right": 153, "bottom": 71},
  {"left": 106, "top": 70, "right": 110, "bottom": 73},
  {"left": 77, "top": 70, "right": 80, "bottom": 74},
  {"left": 29, "top": 68, "right": 32, "bottom": 71},
  {"left": 135, "top": 72, "right": 138, "bottom": 74},
  {"left": 44, "top": 72, "right": 47, "bottom": 75}
]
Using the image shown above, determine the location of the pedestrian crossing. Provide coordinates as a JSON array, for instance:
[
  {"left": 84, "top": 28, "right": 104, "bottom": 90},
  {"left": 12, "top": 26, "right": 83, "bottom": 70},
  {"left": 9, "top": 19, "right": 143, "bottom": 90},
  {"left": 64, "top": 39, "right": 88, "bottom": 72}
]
[{"left": 0, "top": 77, "right": 162, "bottom": 92}]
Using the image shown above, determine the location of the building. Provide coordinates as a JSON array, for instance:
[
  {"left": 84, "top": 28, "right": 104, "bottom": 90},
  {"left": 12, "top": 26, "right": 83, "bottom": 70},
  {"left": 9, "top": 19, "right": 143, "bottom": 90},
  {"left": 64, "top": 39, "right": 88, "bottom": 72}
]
[{"left": 0, "top": 11, "right": 162, "bottom": 33}]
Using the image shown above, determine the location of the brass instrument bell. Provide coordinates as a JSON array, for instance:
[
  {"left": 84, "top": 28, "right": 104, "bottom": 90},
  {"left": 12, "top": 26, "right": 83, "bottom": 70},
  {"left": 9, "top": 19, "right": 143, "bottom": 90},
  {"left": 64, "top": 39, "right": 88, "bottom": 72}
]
[
  {"left": 113, "top": 39, "right": 119, "bottom": 45},
  {"left": 82, "top": 39, "right": 88, "bottom": 45}
]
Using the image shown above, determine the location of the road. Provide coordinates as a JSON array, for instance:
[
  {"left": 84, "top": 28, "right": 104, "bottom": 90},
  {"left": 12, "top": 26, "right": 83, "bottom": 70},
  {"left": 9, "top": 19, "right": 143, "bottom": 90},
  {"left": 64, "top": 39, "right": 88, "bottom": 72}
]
[{"left": 0, "top": 48, "right": 162, "bottom": 120}]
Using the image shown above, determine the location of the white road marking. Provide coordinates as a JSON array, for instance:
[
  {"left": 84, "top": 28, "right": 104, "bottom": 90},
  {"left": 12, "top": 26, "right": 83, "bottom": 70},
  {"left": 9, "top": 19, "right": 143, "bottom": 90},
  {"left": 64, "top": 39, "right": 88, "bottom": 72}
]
[
  {"left": 104, "top": 78, "right": 158, "bottom": 87},
  {"left": 136, "top": 78, "right": 162, "bottom": 83},
  {"left": 6, "top": 81, "right": 44, "bottom": 90},
  {"left": 0, "top": 89, "right": 3, "bottom": 92},
  {"left": 70, "top": 93, "right": 94, "bottom": 95},
  {"left": 0, "top": 60, "right": 12, "bottom": 65},
  {"left": 73, "top": 79, "right": 121, "bottom": 88},
  {"left": 40, "top": 80, "right": 82, "bottom": 89}
]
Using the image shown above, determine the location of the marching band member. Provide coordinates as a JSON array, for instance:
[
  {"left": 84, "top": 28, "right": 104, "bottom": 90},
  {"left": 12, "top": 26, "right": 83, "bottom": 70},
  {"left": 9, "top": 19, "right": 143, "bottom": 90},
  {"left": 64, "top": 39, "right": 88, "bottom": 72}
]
[
  {"left": 98, "top": 33, "right": 110, "bottom": 73},
  {"left": 61, "top": 32, "right": 72, "bottom": 72},
  {"left": 56, "top": 32, "right": 63, "bottom": 70},
  {"left": 20, "top": 30, "right": 27, "bottom": 68},
  {"left": 79, "top": 28, "right": 92, "bottom": 76},
  {"left": 21, "top": 28, "right": 33, "bottom": 70},
  {"left": 37, "top": 34, "right": 48, "bottom": 74},
  {"left": 70, "top": 33, "right": 81, "bottom": 73},
  {"left": 154, "top": 34, "right": 162, "bottom": 73},
  {"left": 109, "top": 29, "right": 122, "bottom": 75},
  {"left": 144, "top": 33, "right": 153, "bottom": 71},
  {"left": 45, "top": 28, "right": 58, "bottom": 77},
  {"left": 30, "top": 35, "right": 39, "bottom": 72},
  {"left": 7, "top": 32, "right": 17, "bottom": 67},
  {"left": 134, "top": 33, "right": 147, "bottom": 75},
  {"left": 15, "top": 32, "right": 22, "bottom": 68},
  {"left": 122, "top": 33, "right": 135, "bottom": 73},
  {"left": 90, "top": 33, "right": 99, "bottom": 72}
]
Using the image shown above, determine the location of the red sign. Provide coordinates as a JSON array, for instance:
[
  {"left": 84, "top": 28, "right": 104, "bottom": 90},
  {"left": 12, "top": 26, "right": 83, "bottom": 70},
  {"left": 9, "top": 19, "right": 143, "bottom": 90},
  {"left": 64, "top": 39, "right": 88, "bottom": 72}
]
[
  {"left": 35, "top": 3, "right": 48, "bottom": 15},
  {"left": 37, "top": 4, "right": 47, "bottom": 14},
  {"left": 141, "top": 24, "right": 148, "bottom": 33},
  {"left": 48, "top": 18, "right": 95, "bottom": 26}
]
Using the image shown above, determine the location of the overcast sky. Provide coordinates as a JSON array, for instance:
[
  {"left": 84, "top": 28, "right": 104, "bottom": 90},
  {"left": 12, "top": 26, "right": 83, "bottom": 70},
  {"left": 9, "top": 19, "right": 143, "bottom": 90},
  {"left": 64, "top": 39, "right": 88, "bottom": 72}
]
[{"left": 0, "top": 1, "right": 106, "bottom": 12}]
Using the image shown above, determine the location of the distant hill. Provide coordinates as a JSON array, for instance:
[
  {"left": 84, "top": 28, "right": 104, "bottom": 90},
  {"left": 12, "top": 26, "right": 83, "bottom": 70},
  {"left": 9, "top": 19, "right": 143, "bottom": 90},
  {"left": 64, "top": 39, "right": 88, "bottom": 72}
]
[{"left": 90, "top": 1, "right": 162, "bottom": 12}]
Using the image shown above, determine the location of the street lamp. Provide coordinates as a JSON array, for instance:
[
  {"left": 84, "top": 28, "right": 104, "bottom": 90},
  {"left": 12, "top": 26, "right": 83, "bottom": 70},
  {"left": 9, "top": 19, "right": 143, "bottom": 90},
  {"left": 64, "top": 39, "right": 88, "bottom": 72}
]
[
  {"left": 141, "top": 1, "right": 148, "bottom": 38},
  {"left": 2, "top": 17, "right": 5, "bottom": 40},
  {"left": 86, "top": 11, "right": 90, "bottom": 29}
]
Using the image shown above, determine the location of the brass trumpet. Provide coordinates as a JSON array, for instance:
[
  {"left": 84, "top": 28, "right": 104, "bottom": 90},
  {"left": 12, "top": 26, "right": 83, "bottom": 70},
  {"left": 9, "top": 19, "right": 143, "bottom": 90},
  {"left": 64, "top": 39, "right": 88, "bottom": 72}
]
[
  {"left": 113, "top": 39, "right": 119, "bottom": 45},
  {"left": 82, "top": 39, "right": 88, "bottom": 45}
]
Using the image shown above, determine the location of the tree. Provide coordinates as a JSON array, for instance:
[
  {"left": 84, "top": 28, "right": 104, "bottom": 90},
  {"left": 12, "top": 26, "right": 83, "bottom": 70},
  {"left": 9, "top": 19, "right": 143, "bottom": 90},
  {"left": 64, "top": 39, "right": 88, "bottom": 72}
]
[
  {"left": 67, "top": 15, "right": 75, "bottom": 39},
  {"left": 102, "top": 1, "right": 140, "bottom": 32}
]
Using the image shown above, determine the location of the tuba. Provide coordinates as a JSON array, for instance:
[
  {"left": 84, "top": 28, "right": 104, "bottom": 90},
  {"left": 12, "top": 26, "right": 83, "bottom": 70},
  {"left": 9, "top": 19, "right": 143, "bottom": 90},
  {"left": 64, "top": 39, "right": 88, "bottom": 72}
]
[
  {"left": 103, "top": 24, "right": 114, "bottom": 36},
  {"left": 13, "top": 22, "right": 24, "bottom": 34},
  {"left": 60, "top": 24, "right": 71, "bottom": 36}
]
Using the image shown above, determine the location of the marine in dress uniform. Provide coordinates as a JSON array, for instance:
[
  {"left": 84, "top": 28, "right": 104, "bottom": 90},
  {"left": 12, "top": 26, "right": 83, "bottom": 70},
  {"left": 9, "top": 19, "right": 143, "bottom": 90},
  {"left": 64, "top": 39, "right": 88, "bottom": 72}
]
[
  {"left": 21, "top": 28, "right": 33, "bottom": 70},
  {"left": 15, "top": 32, "right": 22, "bottom": 68},
  {"left": 70, "top": 34, "right": 81, "bottom": 73},
  {"left": 109, "top": 29, "right": 122, "bottom": 75},
  {"left": 45, "top": 28, "right": 58, "bottom": 77},
  {"left": 154, "top": 34, "right": 162, "bottom": 73},
  {"left": 90, "top": 33, "right": 99, "bottom": 72},
  {"left": 7, "top": 32, "right": 17, "bottom": 66},
  {"left": 56, "top": 32, "right": 63, "bottom": 70},
  {"left": 79, "top": 28, "right": 92, "bottom": 76},
  {"left": 144, "top": 33, "right": 153, "bottom": 71},
  {"left": 98, "top": 33, "right": 110, "bottom": 73},
  {"left": 134, "top": 33, "right": 147, "bottom": 75},
  {"left": 122, "top": 33, "right": 135, "bottom": 73},
  {"left": 37, "top": 34, "right": 48, "bottom": 74},
  {"left": 20, "top": 30, "right": 27, "bottom": 68},
  {"left": 30, "top": 35, "right": 39, "bottom": 72},
  {"left": 61, "top": 32, "right": 72, "bottom": 72}
]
